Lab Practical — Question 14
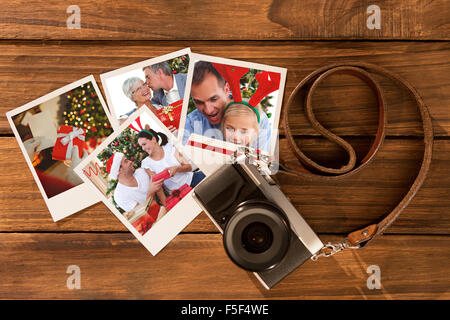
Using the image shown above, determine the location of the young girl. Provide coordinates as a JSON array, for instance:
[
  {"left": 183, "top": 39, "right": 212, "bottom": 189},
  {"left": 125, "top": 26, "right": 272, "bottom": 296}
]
[
  {"left": 137, "top": 126, "right": 205, "bottom": 207},
  {"left": 221, "top": 99, "right": 262, "bottom": 149}
]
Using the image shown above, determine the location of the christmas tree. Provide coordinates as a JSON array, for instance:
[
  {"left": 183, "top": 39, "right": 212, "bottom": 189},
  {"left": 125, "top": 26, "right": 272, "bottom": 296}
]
[
  {"left": 167, "top": 54, "right": 189, "bottom": 74},
  {"left": 97, "top": 127, "right": 146, "bottom": 213},
  {"left": 63, "top": 82, "right": 113, "bottom": 148},
  {"left": 241, "top": 69, "right": 274, "bottom": 118},
  {"left": 187, "top": 67, "right": 276, "bottom": 117},
  {"left": 97, "top": 127, "right": 146, "bottom": 171}
]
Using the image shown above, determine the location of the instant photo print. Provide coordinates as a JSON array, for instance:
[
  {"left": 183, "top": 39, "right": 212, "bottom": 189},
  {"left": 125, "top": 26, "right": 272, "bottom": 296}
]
[
  {"left": 6, "top": 76, "right": 117, "bottom": 221},
  {"left": 74, "top": 106, "right": 206, "bottom": 255},
  {"left": 100, "top": 48, "right": 191, "bottom": 138},
  {"left": 180, "top": 53, "right": 286, "bottom": 171}
]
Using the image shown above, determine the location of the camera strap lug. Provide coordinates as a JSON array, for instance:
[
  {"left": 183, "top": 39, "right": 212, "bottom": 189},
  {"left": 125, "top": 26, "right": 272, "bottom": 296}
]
[
  {"left": 311, "top": 240, "right": 360, "bottom": 261},
  {"left": 231, "top": 147, "right": 276, "bottom": 176}
]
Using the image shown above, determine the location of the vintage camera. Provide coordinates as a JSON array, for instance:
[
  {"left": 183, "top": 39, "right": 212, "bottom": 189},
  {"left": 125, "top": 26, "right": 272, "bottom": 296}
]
[{"left": 192, "top": 158, "right": 323, "bottom": 289}]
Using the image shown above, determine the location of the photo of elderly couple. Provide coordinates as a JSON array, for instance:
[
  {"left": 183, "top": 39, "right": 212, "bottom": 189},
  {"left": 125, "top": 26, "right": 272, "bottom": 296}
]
[
  {"left": 102, "top": 53, "right": 189, "bottom": 136},
  {"left": 81, "top": 111, "right": 205, "bottom": 236}
]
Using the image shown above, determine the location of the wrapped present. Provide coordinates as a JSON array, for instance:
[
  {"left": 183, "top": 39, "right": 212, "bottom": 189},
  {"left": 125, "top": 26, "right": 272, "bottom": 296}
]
[
  {"left": 52, "top": 125, "right": 86, "bottom": 161},
  {"left": 165, "top": 183, "right": 192, "bottom": 211},
  {"left": 152, "top": 169, "right": 170, "bottom": 182},
  {"left": 156, "top": 99, "right": 183, "bottom": 129},
  {"left": 131, "top": 201, "right": 161, "bottom": 236},
  {"left": 178, "top": 183, "right": 192, "bottom": 197}
]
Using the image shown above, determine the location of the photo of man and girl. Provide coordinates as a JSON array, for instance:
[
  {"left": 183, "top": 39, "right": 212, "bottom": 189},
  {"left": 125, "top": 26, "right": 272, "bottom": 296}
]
[
  {"left": 77, "top": 109, "right": 205, "bottom": 239},
  {"left": 182, "top": 57, "right": 286, "bottom": 156},
  {"left": 101, "top": 49, "right": 190, "bottom": 137}
]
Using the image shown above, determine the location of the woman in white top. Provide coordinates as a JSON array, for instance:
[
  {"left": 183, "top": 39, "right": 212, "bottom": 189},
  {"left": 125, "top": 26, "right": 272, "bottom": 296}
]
[{"left": 137, "top": 126, "right": 205, "bottom": 207}]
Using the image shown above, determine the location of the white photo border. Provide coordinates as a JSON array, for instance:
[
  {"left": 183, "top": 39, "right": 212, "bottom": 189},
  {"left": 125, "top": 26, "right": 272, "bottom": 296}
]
[
  {"left": 6, "top": 75, "right": 118, "bottom": 222},
  {"left": 74, "top": 105, "right": 203, "bottom": 255},
  {"left": 179, "top": 53, "right": 286, "bottom": 168},
  {"left": 100, "top": 47, "right": 192, "bottom": 133}
]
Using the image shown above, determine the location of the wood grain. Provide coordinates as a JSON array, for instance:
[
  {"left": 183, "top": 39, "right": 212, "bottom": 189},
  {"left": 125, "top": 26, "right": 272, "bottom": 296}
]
[
  {"left": 0, "top": 41, "right": 449, "bottom": 135},
  {"left": 1, "top": 136, "right": 448, "bottom": 235},
  {"left": 0, "top": 233, "right": 448, "bottom": 299},
  {"left": 0, "top": 2, "right": 448, "bottom": 300},
  {"left": 0, "top": 0, "right": 449, "bottom": 40}
]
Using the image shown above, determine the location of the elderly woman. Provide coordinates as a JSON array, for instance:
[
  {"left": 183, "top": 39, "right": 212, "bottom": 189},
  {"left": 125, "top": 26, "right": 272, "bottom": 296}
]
[{"left": 121, "top": 77, "right": 161, "bottom": 120}]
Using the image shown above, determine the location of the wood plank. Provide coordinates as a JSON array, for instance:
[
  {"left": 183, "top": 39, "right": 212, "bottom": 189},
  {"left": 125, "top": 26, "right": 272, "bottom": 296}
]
[
  {"left": 1, "top": 137, "right": 449, "bottom": 235},
  {"left": 0, "top": 41, "right": 449, "bottom": 135},
  {"left": 0, "top": 233, "right": 448, "bottom": 299},
  {"left": 278, "top": 137, "right": 450, "bottom": 235},
  {"left": 0, "top": 0, "right": 449, "bottom": 40}
]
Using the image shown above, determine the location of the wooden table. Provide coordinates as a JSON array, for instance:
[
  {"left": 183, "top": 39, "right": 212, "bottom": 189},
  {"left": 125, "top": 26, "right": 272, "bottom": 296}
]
[{"left": 0, "top": 1, "right": 449, "bottom": 300}]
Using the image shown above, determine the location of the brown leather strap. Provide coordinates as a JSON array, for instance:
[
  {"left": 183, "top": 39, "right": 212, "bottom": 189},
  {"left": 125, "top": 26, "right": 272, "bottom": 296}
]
[{"left": 280, "top": 62, "right": 433, "bottom": 249}]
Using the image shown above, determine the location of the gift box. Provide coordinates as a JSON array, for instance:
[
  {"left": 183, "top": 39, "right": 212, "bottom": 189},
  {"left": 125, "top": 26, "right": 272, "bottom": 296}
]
[
  {"left": 131, "top": 201, "right": 161, "bottom": 236},
  {"left": 152, "top": 169, "right": 170, "bottom": 182},
  {"left": 156, "top": 99, "right": 183, "bottom": 129},
  {"left": 52, "top": 125, "right": 86, "bottom": 161},
  {"left": 165, "top": 183, "right": 192, "bottom": 211}
]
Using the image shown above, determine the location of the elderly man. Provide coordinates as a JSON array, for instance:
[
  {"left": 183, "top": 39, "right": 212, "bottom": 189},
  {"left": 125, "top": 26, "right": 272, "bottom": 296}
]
[
  {"left": 106, "top": 152, "right": 163, "bottom": 213},
  {"left": 182, "top": 61, "right": 272, "bottom": 152},
  {"left": 143, "top": 61, "right": 187, "bottom": 106}
]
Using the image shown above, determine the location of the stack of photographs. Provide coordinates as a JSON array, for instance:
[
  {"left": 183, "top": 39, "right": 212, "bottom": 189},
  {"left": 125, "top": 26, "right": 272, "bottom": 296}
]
[{"left": 7, "top": 47, "right": 287, "bottom": 255}]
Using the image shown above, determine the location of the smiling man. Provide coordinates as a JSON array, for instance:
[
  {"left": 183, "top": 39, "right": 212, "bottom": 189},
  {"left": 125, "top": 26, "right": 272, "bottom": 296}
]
[
  {"left": 143, "top": 61, "right": 187, "bottom": 106},
  {"left": 182, "top": 61, "right": 272, "bottom": 152},
  {"left": 107, "top": 152, "right": 163, "bottom": 213}
]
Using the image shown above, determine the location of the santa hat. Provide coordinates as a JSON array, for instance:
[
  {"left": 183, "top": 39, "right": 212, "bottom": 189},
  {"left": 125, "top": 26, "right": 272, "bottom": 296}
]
[{"left": 106, "top": 152, "right": 125, "bottom": 180}]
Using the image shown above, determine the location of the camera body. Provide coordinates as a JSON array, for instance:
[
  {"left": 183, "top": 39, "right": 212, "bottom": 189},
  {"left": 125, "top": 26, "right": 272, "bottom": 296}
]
[{"left": 193, "top": 161, "right": 323, "bottom": 289}]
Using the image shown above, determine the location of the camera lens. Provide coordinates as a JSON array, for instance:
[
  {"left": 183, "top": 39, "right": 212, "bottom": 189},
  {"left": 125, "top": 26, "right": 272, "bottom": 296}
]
[
  {"left": 242, "top": 222, "right": 273, "bottom": 254},
  {"left": 223, "top": 201, "right": 290, "bottom": 272}
]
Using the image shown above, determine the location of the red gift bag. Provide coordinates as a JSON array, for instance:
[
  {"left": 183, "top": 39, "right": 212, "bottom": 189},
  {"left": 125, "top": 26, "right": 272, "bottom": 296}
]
[
  {"left": 52, "top": 125, "right": 86, "bottom": 161},
  {"left": 165, "top": 184, "right": 192, "bottom": 211},
  {"left": 156, "top": 99, "right": 183, "bottom": 129}
]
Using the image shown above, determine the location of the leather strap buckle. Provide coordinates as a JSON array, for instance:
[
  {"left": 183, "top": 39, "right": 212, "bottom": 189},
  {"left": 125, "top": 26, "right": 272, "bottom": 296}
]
[{"left": 311, "top": 241, "right": 360, "bottom": 261}]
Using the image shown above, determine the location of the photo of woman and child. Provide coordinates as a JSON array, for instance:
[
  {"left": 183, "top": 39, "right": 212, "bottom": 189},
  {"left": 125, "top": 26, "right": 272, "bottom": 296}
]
[
  {"left": 182, "top": 60, "right": 282, "bottom": 154},
  {"left": 94, "top": 114, "right": 205, "bottom": 236}
]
